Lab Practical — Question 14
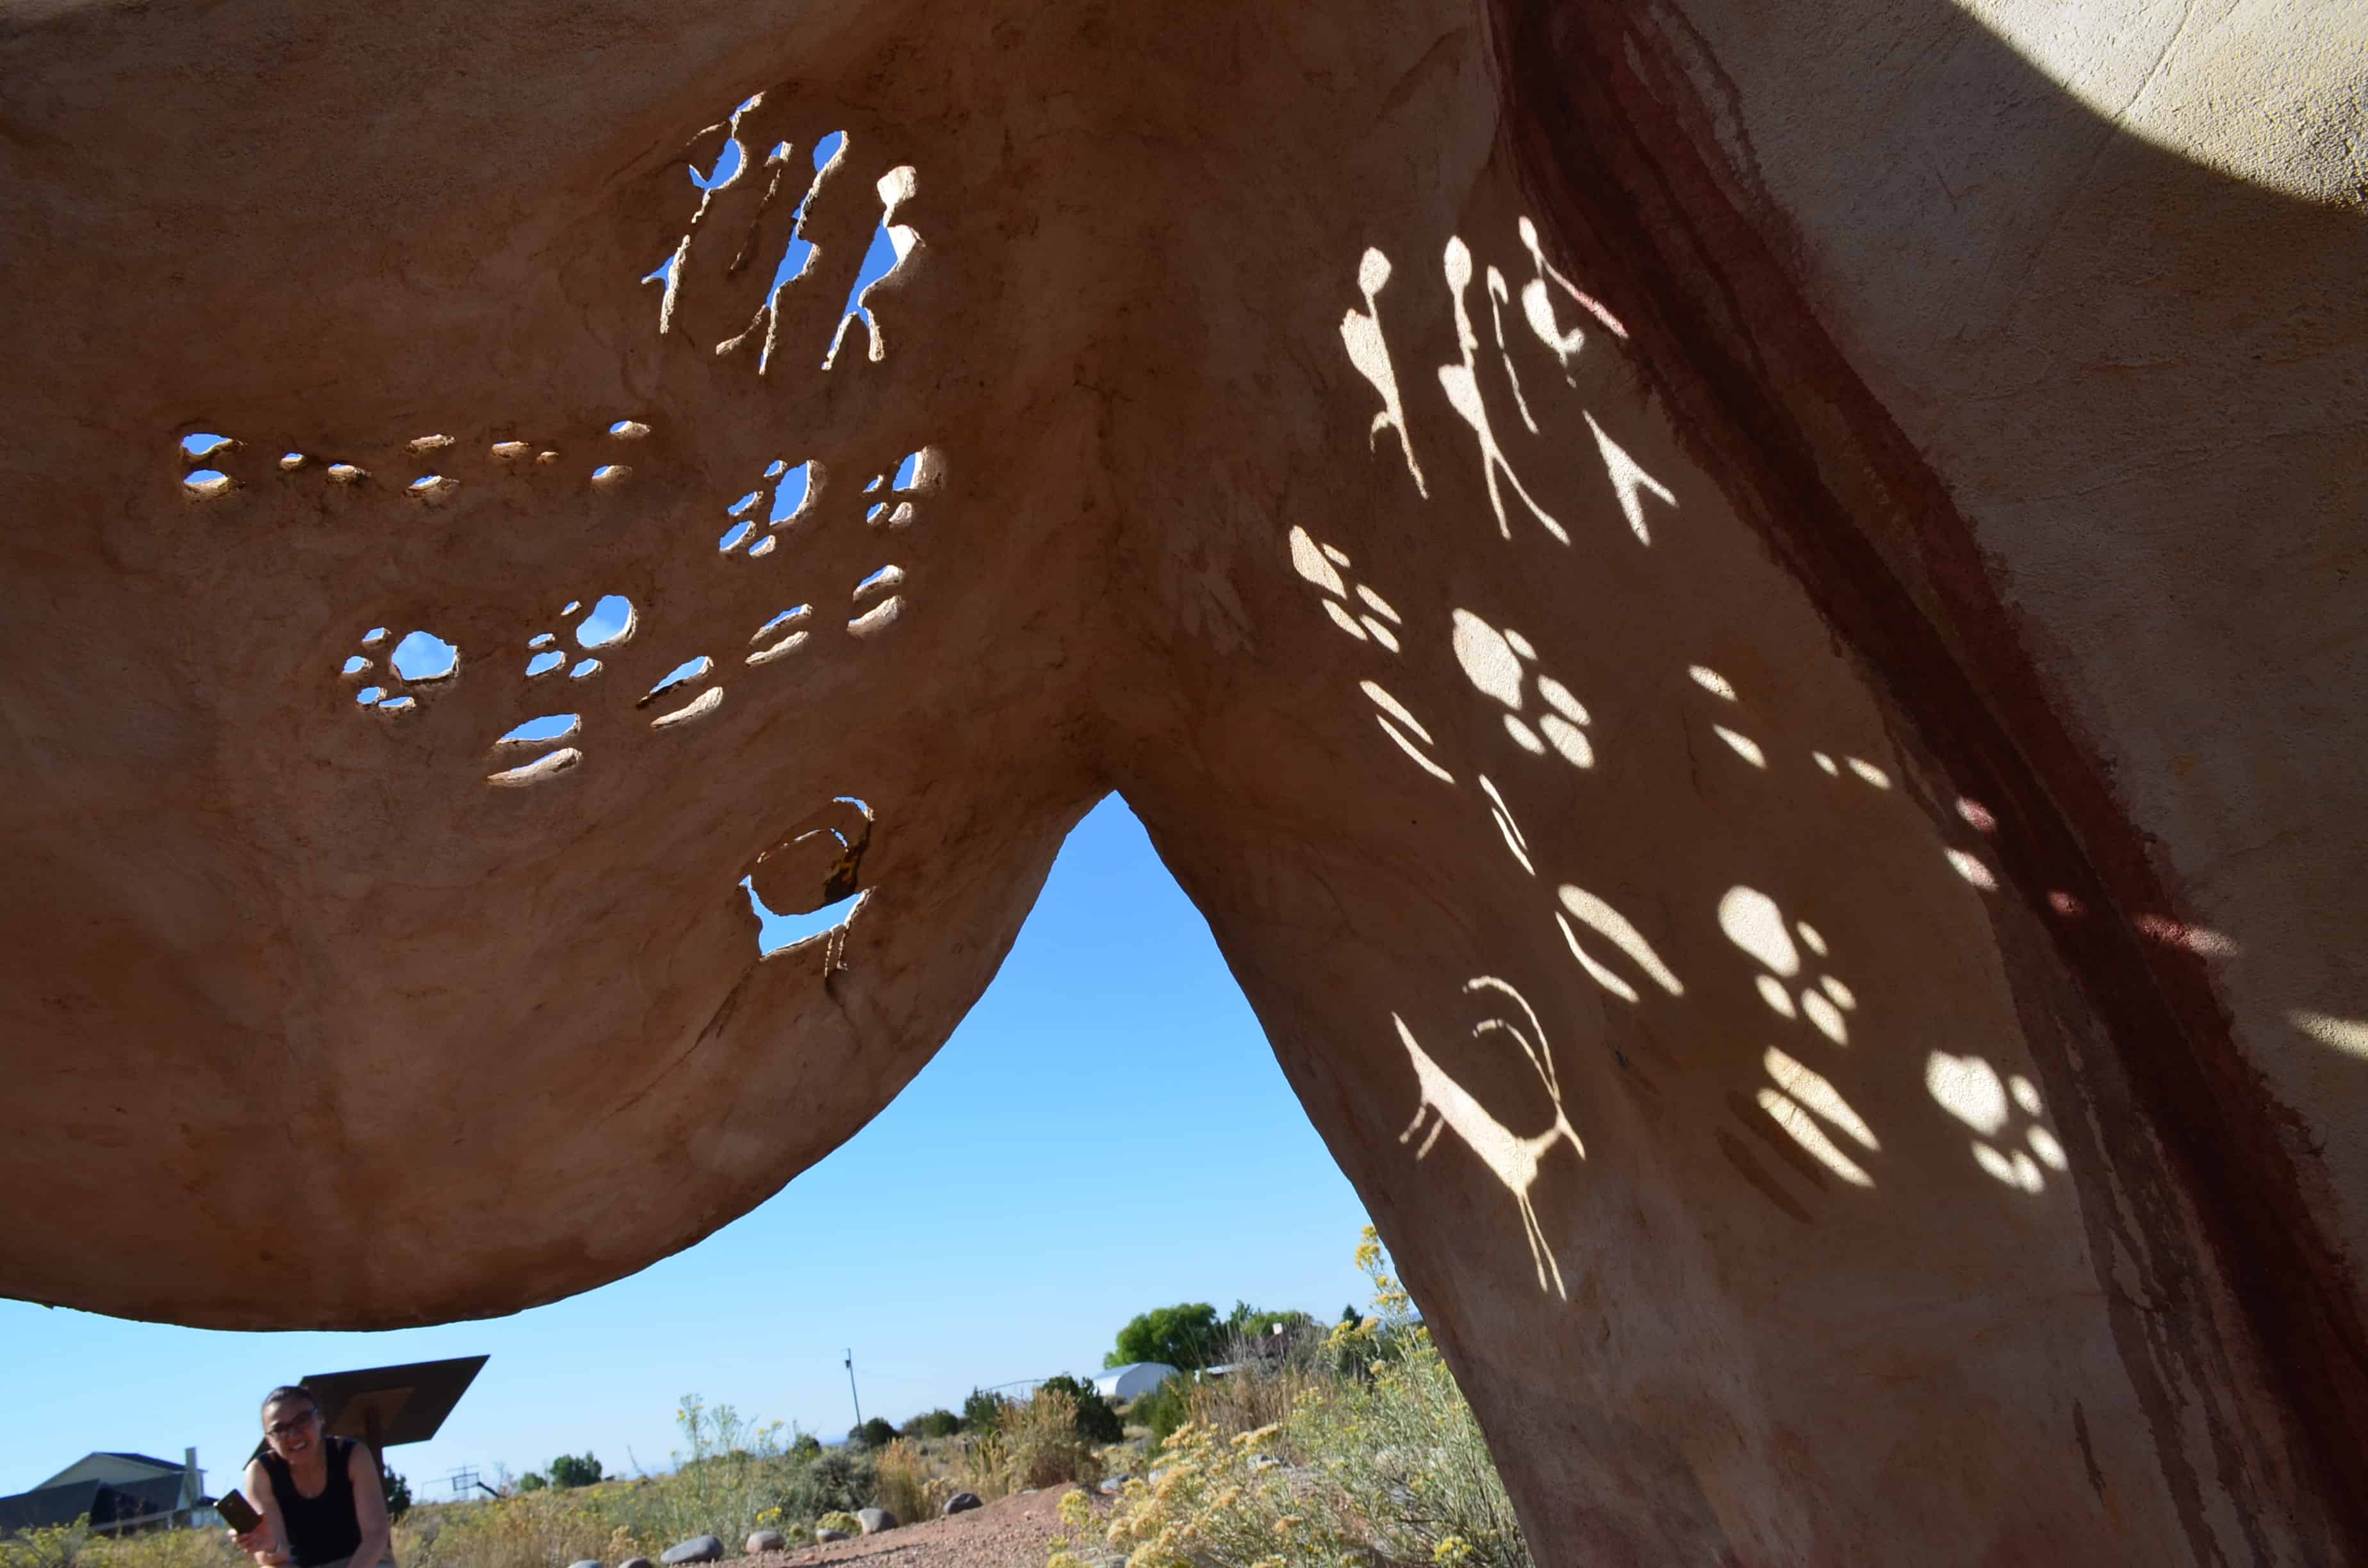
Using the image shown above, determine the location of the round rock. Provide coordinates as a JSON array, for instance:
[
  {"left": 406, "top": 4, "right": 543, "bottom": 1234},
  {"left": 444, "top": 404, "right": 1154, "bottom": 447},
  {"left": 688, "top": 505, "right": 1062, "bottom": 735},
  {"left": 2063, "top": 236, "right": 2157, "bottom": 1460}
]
[
  {"left": 620, "top": 1560, "right": 654, "bottom": 1568},
  {"left": 746, "top": 1530, "right": 786, "bottom": 1553},
  {"left": 567, "top": 1560, "right": 602, "bottom": 1568},
  {"left": 659, "top": 1537, "right": 724, "bottom": 1565},
  {"left": 942, "top": 1492, "right": 983, "bottom": 1516},
  {"left": 815, "top": 1528, "right": 850, "bottom": 1543},
  {"left": 856, "top": 1507, "right": 898, "bottom": 1535}
]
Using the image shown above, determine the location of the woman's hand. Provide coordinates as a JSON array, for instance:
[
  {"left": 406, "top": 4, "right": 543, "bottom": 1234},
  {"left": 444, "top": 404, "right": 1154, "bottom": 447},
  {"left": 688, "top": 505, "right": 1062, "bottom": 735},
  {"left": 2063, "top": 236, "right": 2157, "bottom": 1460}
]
[{"left": 229, "top": 1523, "right": 288, "bottom": 1566}]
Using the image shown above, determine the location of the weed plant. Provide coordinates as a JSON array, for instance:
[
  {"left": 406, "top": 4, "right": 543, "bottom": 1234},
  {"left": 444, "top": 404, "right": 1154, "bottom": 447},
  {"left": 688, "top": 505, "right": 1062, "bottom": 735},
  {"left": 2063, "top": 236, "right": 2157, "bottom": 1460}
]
[{"left": 1067, "top": 1230, "right": 1533, "bottom": 1568}]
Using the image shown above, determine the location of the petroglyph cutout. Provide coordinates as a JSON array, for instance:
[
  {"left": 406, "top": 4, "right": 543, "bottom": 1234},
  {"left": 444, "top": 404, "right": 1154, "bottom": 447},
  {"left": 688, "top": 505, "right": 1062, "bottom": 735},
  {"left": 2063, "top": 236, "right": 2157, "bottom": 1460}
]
[
  {"left": 1395, "top": 977, "right": 1584, "bottom": 1298},
  {"left": 1584, "top": 413, "right": 1674, "bottom": 546},
  {"left": 748, "top": 605, "right": 813, "bottom": 666},
  {"left": 1478, "top": 775, "right": 1535, "bottom": 875},
  {"left": 338, "top": 627, "right": 456, "bottom": 714},
  {"left": 1484, "top": 265, "right": 1539, "bottom": 436},
  {"left": 1361, "top": 681, "right": 1454, "bottom": 784},
  {"left": 1451, "top": 608, "right": 1592, "bottom": 767},
  {"left": 1439, "top": 238, "right": 1564, "bottom": 544},
  {"left": 823, "top": 167, "right": 922, "bottom": 370},
  {"left": 1340, "top": 249, "right": 1427, "bottom": 497},
  {"left": 1288, "top": 527, "right": 1404, "bottom": 649},
  {"left": 743, "top": 797, "right": 875, "bottom": 970},
  {"left": 486, "top": 748, "right": 582, "bottom": 787},
  {"left": 1516, "top": 215, "right": 1627, "bottom": 358},
  {"left": 1927, "top": 1053, "right": 2065, "bottom": 1194},
  {"left": 1556, "top": 886, "right": 1684, "bottom": 1004},
  {"left": 1715, "top": 886, "right": 1880, "bottom": 1185}
]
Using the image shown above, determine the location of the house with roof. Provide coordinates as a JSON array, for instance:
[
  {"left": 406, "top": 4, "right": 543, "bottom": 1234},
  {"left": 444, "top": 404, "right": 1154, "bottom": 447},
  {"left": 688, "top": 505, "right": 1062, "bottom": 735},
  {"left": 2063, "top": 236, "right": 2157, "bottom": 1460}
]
[{"left": 0, "top": 1449, "right": 208, "bottom": 1537}]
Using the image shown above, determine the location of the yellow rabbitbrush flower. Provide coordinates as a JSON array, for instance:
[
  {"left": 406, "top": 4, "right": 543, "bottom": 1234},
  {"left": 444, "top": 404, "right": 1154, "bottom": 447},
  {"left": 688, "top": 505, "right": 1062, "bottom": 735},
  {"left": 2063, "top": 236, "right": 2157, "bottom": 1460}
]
[{"left": 1060, "top": 1489, "right": 1094, "bottom": 1528}]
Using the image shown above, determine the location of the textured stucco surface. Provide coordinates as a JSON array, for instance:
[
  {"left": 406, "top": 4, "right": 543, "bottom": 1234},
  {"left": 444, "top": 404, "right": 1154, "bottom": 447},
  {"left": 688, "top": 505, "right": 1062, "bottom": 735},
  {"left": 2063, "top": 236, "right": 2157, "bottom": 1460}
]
[{"left": 1, "top": 0, "right": 2360, "bottom": 1561}]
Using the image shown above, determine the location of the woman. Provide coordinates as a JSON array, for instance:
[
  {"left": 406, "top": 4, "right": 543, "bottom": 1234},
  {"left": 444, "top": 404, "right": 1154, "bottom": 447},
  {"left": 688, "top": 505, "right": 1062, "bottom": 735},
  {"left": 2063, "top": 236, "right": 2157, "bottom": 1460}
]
[{"left": 227, "top": 1385, "right": 393, "bottom": 1568}]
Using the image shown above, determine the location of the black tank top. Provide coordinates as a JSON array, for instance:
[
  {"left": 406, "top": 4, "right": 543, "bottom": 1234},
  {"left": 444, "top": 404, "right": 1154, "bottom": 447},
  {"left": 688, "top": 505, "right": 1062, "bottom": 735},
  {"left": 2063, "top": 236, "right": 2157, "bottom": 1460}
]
[{"left": 259, "top": 1435, "right": 364, "bottom": 1567}]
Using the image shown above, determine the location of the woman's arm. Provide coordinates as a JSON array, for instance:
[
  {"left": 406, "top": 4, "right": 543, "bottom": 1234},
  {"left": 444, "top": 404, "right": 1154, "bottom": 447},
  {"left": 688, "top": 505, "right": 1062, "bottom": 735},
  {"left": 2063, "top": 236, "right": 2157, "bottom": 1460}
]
[
  {"left": 234, "top": 1458, "right": 290, "bottom": 1567},
  {"left": 349, "top": 1442, "right": 393, "bottom": 1568}
]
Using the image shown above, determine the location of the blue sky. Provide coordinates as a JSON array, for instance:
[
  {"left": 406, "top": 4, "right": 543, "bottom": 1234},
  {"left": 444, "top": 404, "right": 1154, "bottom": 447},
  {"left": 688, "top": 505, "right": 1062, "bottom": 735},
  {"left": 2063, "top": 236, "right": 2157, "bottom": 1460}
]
[{"left": 0, "top": 798, "right": 1372, "bottom": 1501}]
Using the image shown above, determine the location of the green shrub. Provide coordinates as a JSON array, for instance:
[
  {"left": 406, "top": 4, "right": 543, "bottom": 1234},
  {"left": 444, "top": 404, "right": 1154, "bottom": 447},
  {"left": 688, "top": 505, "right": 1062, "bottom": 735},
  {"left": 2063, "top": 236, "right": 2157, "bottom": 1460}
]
[
  {"left": 1035, "top": 1375, "right": 1124, "bottom": 1444},
  {"left": 548, "top": 1453, "right": 604, "bottom": 1489},
  {"left": 904, "top": 1408, "right": 962, "bottom": 1439},
  {"left": 961, "top": 1387, "right": 1008, "bottom": 1435},
  {"left": 1104, "top": 1303, "right": 1222, "bottom": 1370},
  {"left": 848, "top": 1417, "right": 898, "bottom": 1449},
  {"left": 1127, "top": 1377, "right": 1188, "bottom": 1449},
  {"left": 816, "top": 1512, "right": 862, "bottom": 1537}
]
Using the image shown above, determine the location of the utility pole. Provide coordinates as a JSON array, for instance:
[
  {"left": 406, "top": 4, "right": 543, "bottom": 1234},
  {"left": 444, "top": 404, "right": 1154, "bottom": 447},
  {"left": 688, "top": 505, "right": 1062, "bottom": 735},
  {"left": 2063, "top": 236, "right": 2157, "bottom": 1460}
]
[{"left": 844, "top": 1348, "right": 863, "bottom": 1431}]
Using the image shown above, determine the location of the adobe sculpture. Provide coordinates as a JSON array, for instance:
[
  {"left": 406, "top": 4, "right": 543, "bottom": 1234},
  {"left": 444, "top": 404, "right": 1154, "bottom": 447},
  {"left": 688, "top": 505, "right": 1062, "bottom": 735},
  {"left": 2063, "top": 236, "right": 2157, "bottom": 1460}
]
[{"left": 2, "top": 0, "right": 2361, "bottom": 1559}]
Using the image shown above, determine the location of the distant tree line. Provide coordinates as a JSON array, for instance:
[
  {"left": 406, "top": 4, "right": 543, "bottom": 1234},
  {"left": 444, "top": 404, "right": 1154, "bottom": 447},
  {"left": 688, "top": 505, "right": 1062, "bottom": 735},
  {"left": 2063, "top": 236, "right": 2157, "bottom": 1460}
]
[
  {"left": 1103, "top": 1299, "right": 1323, "bottom": 1370},
  {"left": 517, "top": 1452, "right": 604, "bottom": 1492}
]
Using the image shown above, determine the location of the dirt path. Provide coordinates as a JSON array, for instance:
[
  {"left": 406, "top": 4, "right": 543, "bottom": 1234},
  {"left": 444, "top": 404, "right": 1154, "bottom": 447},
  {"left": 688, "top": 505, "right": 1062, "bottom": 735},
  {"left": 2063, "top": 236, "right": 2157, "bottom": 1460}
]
[{"left": 737, "top": 1488, "right": 1104, "bottom": 1568}]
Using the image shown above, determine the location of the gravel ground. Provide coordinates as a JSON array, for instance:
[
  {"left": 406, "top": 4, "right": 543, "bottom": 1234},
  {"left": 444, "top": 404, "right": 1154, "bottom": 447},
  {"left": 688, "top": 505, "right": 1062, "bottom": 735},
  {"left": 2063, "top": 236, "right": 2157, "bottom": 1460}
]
[{"left": 736, "top": 1487, "right": 1108, "bottom": 1568}]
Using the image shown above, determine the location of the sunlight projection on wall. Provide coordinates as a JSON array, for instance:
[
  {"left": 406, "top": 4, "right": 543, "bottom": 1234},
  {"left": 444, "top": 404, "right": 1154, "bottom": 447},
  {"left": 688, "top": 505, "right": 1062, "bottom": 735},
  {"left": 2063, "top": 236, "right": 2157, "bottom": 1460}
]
[
  {"left": 1340, "top": 249, "right": 1427, "bottom": 497},
  {"left": 1395, "top": 977, "right": 1584, "bottom": 1298}
]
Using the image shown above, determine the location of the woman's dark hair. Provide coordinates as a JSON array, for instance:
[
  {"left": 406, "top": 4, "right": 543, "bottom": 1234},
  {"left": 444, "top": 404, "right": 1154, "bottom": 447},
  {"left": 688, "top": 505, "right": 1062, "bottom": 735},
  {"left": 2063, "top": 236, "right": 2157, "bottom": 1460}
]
[{"left": 261, "top": 1384, "right": 318, "bottom": 1415}]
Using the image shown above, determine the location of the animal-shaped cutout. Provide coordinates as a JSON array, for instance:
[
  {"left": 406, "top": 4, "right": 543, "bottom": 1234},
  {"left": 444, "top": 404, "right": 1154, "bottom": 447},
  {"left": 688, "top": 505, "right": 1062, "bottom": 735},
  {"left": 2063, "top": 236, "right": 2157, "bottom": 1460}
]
[
  {"left": 744, "top": 797, "right": 875, "bottom": 974},
  {"left": 1395, "top": 977, "right": 1584, "bottom": 1298}
]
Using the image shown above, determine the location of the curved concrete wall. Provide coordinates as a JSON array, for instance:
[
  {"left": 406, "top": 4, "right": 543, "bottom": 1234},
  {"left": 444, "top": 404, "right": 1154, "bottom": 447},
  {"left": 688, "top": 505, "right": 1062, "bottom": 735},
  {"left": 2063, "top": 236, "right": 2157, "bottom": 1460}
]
[{"left": 0, "top": 0, "right": 2357, "bottom": 1558}]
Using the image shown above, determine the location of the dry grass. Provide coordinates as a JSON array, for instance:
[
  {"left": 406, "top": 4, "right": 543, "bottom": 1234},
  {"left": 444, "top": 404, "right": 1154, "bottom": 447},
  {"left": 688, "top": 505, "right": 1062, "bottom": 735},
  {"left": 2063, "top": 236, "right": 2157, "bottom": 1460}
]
[
  {"left": 1061, "top": 1230, "right": 1534, "bottom": 1568},
  {"left": 998, "top": 1389, "right": 1105, "bottom": 1494},
  {"left": 0, "top": 1523, "right": 243, "bottom": 1568},
  {"left": 873, "top": 1438, "right": 955, "bottom": 1526}
]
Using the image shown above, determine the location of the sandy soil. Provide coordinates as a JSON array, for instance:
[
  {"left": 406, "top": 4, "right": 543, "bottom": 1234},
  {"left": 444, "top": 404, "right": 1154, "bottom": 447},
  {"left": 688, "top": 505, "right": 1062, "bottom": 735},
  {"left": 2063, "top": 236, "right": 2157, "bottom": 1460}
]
[{"left": 736, "top": 1487, "right": 1108, "bottom": 1568}]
